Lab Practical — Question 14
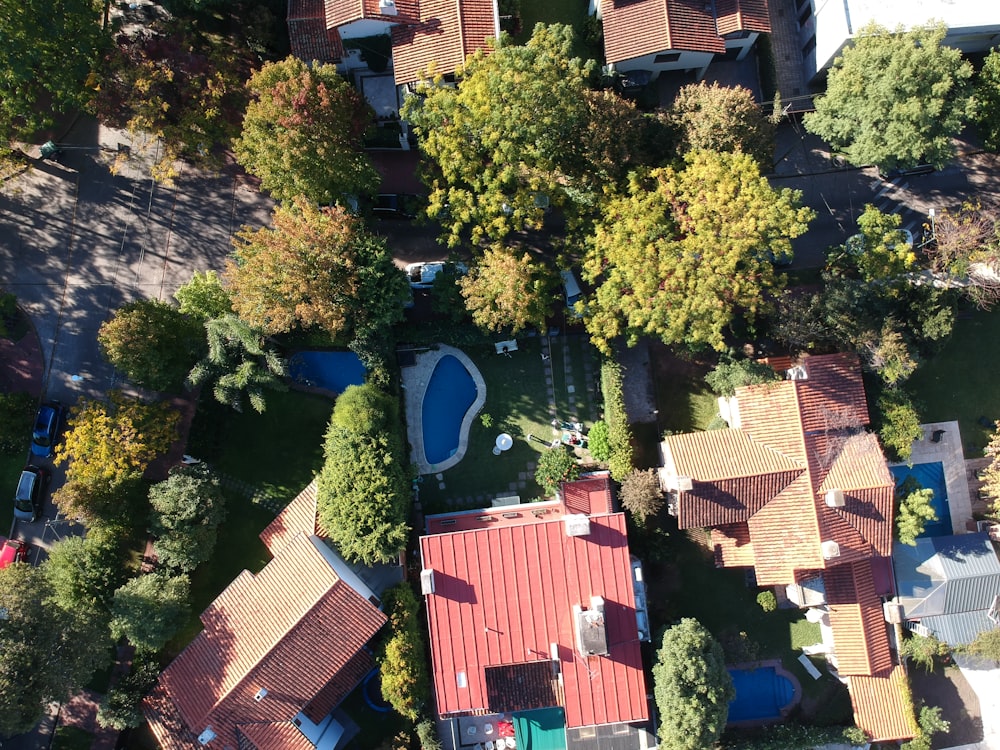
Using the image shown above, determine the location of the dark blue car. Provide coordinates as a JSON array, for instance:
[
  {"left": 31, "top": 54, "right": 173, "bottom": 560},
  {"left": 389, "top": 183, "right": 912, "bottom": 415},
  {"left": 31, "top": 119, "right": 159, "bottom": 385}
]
[{"left": 31, "top": 401, "right": 64, "bottom": 457}]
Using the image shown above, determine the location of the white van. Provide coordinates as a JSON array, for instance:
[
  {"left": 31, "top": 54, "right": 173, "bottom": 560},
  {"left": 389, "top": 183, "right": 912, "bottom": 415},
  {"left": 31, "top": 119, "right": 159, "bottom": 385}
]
[{"left": 560, "top": 270, "right": 583, "bottom": 315}]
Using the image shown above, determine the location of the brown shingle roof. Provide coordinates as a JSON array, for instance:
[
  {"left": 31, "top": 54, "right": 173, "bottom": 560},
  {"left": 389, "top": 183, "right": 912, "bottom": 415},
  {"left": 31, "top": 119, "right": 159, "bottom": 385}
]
[
  {"left": 390, "top": 0, "right": 498, "bottom": 85},
  {"left": 145, "top": 534, "right": 386, "bottom": 748},
  {"left": 849, "top": 667, "right": 916, "bottom": 742},
  {"left": 600, "top": 0, "right": 724, "bottom": 66},
  {"left": 260, "top": 480, "right": 319, "bottom": 556},
  {"left": 715, "top": 0, "right": 771, "bottom": 36}
]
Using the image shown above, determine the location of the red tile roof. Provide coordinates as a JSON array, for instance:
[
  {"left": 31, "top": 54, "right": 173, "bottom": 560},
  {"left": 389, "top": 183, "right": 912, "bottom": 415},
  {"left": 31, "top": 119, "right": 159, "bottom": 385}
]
[
  {"left": 849, "top": 666, "right": 917, "bottom": 743},
  {"left": 420, "top": 512, "right": 648, "bottom": 729},
  {"left": 237, "top": 722, "right": 317, "bottom": 749},
  {"left": 260, "top": 480, "right": 319, "bottom": 556},
  {"left": 711, "top": 523, "right": 756, "bottom": 567},
  {"left": 289, "top": 0, "right": 344, "bottom": 63},
  {"left": 824, "top": 561, "right": 894, "bottom": 676},
  {"left": 600, "top": 0, "right": 725, "bottom": 66},
  {"left": 144, "top": 533, "right": 386, "bottom": 748},
  {"left": 715, "top": 0, "right": 771, "bottom": 36},
  {"left": 663, "top": 428, "right": 801, "bottom": 479},
  {"left": 562, "top": 475, "right": 614, "bottom": 516},
  {"left": 324, "top": 0, "right": 420, "bottom": 27},
  {"left": 390, "top": 0, "right": 498, "bottom": 85}
]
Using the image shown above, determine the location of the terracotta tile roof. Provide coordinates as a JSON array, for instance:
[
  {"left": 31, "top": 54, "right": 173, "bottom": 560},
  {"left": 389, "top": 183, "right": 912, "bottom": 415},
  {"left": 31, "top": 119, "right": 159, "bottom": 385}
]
[
  {"left": 825, "top": 561, "right": 894, "bottom": 676},
  {"left": 390, "top": 0, "right": 498, "bottom": 85},
  {"left": 794, "top": 353, "right": 870, "bottom": 434},
  {"left": 715, "top": 0, "right": 771, "bottom": 36},
  {"left": 289, "top": 0, "right": 344, "bottom": 63},
  {"left": 145, "top": 534, "right": 386, "bottom": 748},
  {"left": 676, "top": 471, "right": 800, "bottom": 528},
  {"left": 662, "top": 429, "right": 801, "bottom": 480},
  {"left": 710, "top": 523, "right": 756, "bottom": 567},
  {"left": 324, "top": 0, "right": 420, "bottom": 27},
  {"left": 143, "top": 684, "right": 201, "bottom": 750},
  {"left": 600, "top": 0, "right": 724, "bottom": 66},
  {"left": 746, "top": 476, "right": 823, "bottom": 584},
  {"left": 260, "top": 480, "right": 319, "bottom": 556},
  {"left": 420, "top": 513, "right": 648, "bottom": 729},
  {"left": 849, "top": 666, "right": 916, "bottom": 742},
  {"left": 736, "top": 380, "right": 808, "bottom": 465},
  {"left": 562, "top": 475, "right": 614, "bottom": 516},
  {"left": 237, "top": 721, "right": 316, "bottom": 750}
]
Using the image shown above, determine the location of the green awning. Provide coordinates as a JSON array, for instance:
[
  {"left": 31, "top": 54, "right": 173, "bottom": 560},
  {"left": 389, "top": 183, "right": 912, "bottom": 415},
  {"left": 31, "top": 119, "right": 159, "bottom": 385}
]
[{"left": 513, "top": 708, "right": 567, "bottom": 750}]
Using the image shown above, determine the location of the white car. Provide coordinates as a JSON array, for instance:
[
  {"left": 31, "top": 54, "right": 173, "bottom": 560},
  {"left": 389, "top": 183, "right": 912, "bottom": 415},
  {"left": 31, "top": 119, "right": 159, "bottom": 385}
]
[
  {"left": 404, "top": 261, "right": 468, "bottom": 289},
  {"left": 845, "top": 228, "right": 913, "bottom": 256}
]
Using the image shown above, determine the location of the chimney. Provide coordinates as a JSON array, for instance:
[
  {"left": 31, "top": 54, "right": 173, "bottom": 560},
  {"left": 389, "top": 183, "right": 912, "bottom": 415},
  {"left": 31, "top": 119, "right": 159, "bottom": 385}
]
[
  {"left": 825, "top": 489, "right": 845, "bottom": 508},
  {"left": 821, "top": 540, "right": 840, "bottom": 560},
  {"left": 420, "top": 569, "right": 435, "bottom": 595}
]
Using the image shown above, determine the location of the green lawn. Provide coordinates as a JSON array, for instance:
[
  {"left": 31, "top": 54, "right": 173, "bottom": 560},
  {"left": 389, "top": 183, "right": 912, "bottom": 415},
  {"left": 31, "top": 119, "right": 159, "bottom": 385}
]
[
  {"left": 341, "top": 684, "right": 407, "bottom": 750},
  {"left": 51, "top": 725, "right": 93, "bottom": 750},
  {"left": 417, "top": 336, "right": 563, "bottom": 512},
  {"left": 908, "top": 308, "right": 1000, "bottom": 453},
  {"left": 651, "top": 354, "right": 719, "bottom": 436}
]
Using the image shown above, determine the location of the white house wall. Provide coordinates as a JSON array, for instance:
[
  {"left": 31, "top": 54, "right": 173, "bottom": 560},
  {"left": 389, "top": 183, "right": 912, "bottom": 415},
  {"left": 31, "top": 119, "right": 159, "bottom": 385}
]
[
  {"left": 802, "top": 0, "right": 1000, "bottom": 82},
  {"left": 613, "top": 49, "right": 715, "bottom": 81},
  {"left": 339, "top": 18, "right": 395, "bottom": 40}
]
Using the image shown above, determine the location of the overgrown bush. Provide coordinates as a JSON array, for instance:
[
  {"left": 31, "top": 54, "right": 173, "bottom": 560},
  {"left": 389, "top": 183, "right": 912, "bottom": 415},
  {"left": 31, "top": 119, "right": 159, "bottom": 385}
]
[
  {"left": 705, "top": 357, "right": 781, "bottom": 397},
  {"left": 619, "top": 469, "right": 663, "bottom": 523},
  {"left": 0, "top": 392, "right": 36, "bottom": 453},
  {"left": 587, "top": 420, "right": 610, "bottom": 461},
  {"left": 876, "top": 387, "right": 923, "bottom": 462},
  {"left": 535, "top": 445, "right": 580, "bottom": 495},
  {"left": 756, "top": 590, "right": 777, "bottom": 613},
  {"left": 379, "top": 583, "right": 430, "bottom": 721},
  {"left": 722, "top": 723, "right": 858, "bottom": 749},
  {"left": 601, "top": 360, "right": 633, "bottom": 480},
  {"left": 899, "top": 632, "right": 950, "bottom": 672},
  {"left": 96, "top": 654, "right": 160, "bottom": 729},
  {"left": 416, "top": 719, "right": 443, "bottom": 750},
  {"left": 965, "top": 628, "right": 1000, "bottom": 660}
]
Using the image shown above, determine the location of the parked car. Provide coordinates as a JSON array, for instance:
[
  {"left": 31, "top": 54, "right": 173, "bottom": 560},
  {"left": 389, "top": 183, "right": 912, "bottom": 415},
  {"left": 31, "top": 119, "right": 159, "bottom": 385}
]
[
  {"left": 560, "top": 269, "right": 585, "bottom": 318},
  {"left": 0, "top": 538, "right": 30, "bottom": 569},
  {"left": 404, "top": 261, "right": 468, "bottom": 289},
  {"left": 31, "top": 401, "right": 64, "bottom": 457},
  {"left": 13, "top": 465, "right": 47, "bottom": 523},
  {"left": 372, "top": 194, "right": 419, "bottom": 220}
]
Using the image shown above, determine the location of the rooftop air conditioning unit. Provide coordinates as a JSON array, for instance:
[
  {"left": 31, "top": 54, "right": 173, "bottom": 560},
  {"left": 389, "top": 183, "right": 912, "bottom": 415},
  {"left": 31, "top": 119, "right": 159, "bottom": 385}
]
[
  {"left": 821, "top": 540, "right": 840, "bottom": 560},
  {"left": 883, "top": 602, "right": 904, "bottom": 624},
  {"left": 254, "top": 688, "right": 268, "bottom": 702},
  {"left": 420, "top": 569, "right": 435, "bottom": 595},
  {"left": 379, "top": 0, "right": 398, "bottom": 15},
  {"left": 564, "top": 514, "right": 591, "bottom": 537},
  {"left": 825, "top": 489, "right": 845, "bottom": 508}
]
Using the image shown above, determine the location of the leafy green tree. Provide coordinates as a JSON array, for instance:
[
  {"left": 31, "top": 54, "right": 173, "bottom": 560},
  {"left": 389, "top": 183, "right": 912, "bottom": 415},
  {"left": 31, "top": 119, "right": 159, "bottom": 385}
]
[
  {"left": 234, "top": 56, "right": 378, "bottom": 205},
  {"left": 534, "top": 446, "right": 580, "bottom": 495},
  {"left": 832, "top": 205, "right": 917, "bottom": 282},
  {"left": 109, "top": 573, "right": 191, "bottom": 653},
  {"left": 587, "top": 421, "right": 610, "bottom": 462},
  {"left": 876, "top": 388, "right": 923, "bottom": 462},
  {"left": 227, "top": 199, "right": 408, "bottom": 338},
  {"left": 187, "top": 314, "right": 288, "bottom": 413},
  {"left": 98, "top": 299, "right": 206, "bottom": 392},
  {"left": 900, "top": 633, "right": 950, "bottom": 672},
  {"left": 148, "top": 465, "right": 227, "bottom": 573},
  {"left": 705, "top": 358, "right": 781, "bottom": 397},
  {"left": 96, "top": 654, "right": 160, "bottom": 730},
  {"left": 404, "top": 24, "right": 655, "bottom": 246},
  {"left": 0, "top": 564, "right": 108, "bottom": 735},
  {"left": 980, "top": 421, "right": 1000, "bottom": 515},
  {"left": 44, "top": 524, "right": 130, "bottom": 613},
  {"left": 174, "top": 270, "right": 232, "bottom": 321},
  {"left": 966, "top": 627, "right": 1000, "bottom": 660},
  {"left": 601, "top": 360, "right": 634, "bottom": 481},
  {"left": 862, "top": 322, "right": 919, "bottom": 386},
  {"left": 923, "top": 202, "right": 1000, "bottom": 310},
  {"left": 619, "top": 469, "right": 664, "bottom": 523},
  {"left": 50, "top": 476, "right": 147, "bottom": 529},
  {"left": 902, "top": 706, "right": 950, "bottom": 750},
  {"left": 0, "top": 392, "right": 36, "bottom": 453},
  {"left": 584, "top": 151, "right": 812, "bottom": 353},
  {"left": 53, "top": 393, "right": 179, "bottom": 490},
  {"left": 416, "top": 720, "right": 443, "bottom": 750},
  {"left": 804, "top": 23, "right": 974, "bottom": 170},
  {"left": 458, "top": 246, "right": 555, "bottom": 335},
  {"left": 896, "top": 476, "right": 938, "bottom": 546},
  {"left": 669, "top": 81, "right": 775, "bottom": 167},
  {"left": 976, "top": 49, "right": 1000, "bottom": 153},
  {"left": 0, "top": 0, "right": 105, "bottom": 145},
  {"left": 316, "top": 384, "right": 410, "bottom": 564},
  {"left": 378, "top": 583, "right": 429, "bottom": 721},
  {"left": 757, "top": 590, "right": 778, "bottom": 613},
  {"left": 653, "top": 618, "right": 734, "bottom": 750}
]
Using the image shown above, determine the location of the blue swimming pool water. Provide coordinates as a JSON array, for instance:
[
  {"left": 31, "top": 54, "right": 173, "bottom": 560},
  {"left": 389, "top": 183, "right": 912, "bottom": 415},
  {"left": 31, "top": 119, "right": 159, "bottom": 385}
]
[
  {"left": 422, "top": 355, "right": 477, "bottom": 465},
  {"left": 727, "top": 667, "right": 795, "bottom": 722},
  {"left": 289, "top": 351, "right": 366, "bottom": 394},
  {"left": 890, "top": 461, "right": 952, "bottom": 537}
]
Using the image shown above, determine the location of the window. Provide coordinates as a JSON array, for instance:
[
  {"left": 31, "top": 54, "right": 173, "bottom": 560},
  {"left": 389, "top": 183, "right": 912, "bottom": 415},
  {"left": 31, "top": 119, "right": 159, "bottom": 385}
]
[
  {"left": 802, "top": 34, "right": 816, "bottom": 56},
  {"left": 654, "top": 52, "right": 681, "bottom": 64},
  {"left": 798, "top": 3, "right": 812, "bottom": 26}
]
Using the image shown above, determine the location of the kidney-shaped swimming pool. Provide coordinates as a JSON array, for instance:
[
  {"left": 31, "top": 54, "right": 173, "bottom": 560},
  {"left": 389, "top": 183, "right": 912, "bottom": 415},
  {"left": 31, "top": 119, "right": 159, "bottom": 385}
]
[{"left": 422, "top": 354, "right": 479, "bottom": 465}]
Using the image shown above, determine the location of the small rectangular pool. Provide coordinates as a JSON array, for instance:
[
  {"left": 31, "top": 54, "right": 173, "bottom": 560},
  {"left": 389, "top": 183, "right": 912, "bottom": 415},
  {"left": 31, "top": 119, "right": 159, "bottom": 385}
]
[
  {"left": 889, "top": 461, "right": 952, "bottom": 537},
  {"left": 289, "top": 351, "right": 366, "bottom": 395}
]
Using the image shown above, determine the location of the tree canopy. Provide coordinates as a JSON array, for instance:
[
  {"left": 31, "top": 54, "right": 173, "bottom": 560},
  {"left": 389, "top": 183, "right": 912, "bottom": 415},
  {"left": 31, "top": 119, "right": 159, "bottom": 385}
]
[
  {"left": 234, "top": 56, "right": 378, "bottom": 205},
  {"left": 896, "top": 476, "right": 938, "bottom": 546},
  {"left": 584, "top": 150, "right": 813, "bottom": 353},
  {"left": 174, "top": 270, "right": 232, "bottom": 321},
  {"left": 976, "top": 49, "right": 1000, "bottom": 154},
  {"left": 458, "top": 246, "right": 555, "bottom": 335},
  {"left": 0, "top": 564, "right": 108, "bottom": 735},
  {"left": 831, "top": 205, "right": 917, "bottom": 282},
  {"left": 804, "top": 23, "right": 974, "bottom": 170},
  {"left": 227, "top": 199, "right": 409, "bottom": 338},
  {"left": 534, "top": 445, "right": 580, "bottom": 495},
  {"left": 653, "top": 618, "right": 734, "bottom": 750},
  {"left": 98, "top": 299, "right": 206, "bottom": 392},
  {"left": 0, "top": 0, "right": 105, "bottom": 145},
  {"left": 668, "top": 81, "right": 775, "bottom": 167},
  {"left": 403, "top": 24, "right": 659, "bottom": 246},
  {"left": 44, "top": 524, "right": 130, "bottom": 614},
  {"left": 704, "top": 358, "right": 781, "bottom": 397},
  {"left": 148, "top": 465, "right": 227, "bottom": 573},
  {"left": 316, "top": 384, "right": 410, "bottom": 565},
  {"left": 109, "top": 573, "right": 191, "bottom": 653},
  {"left": 378, "top": 583, "right": 430, "bottom": 721}
]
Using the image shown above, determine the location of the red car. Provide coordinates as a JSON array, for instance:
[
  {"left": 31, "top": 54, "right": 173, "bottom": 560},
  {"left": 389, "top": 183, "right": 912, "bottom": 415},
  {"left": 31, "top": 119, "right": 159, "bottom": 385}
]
[{"left": 0, "top": 538, "right": 30, "bottom": 569}]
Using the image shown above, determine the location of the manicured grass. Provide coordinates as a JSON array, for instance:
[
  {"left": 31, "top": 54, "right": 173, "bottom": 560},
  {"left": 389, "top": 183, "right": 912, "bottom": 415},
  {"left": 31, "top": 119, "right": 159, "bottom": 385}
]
[
  {"left": 551, "top": 335, "right": 596, "bottom": 422},
  {"left": 907, "top": 309, "right": 1000, "bottom": 452},
  {"left": 652, "top": 362, "right": 719, "bottom": 435},
  {"left": 418, "top": 336, "right": 558, "bottom": 511},
  {"left": 51, "top": 726, "right": 93, "bottom": 750}
]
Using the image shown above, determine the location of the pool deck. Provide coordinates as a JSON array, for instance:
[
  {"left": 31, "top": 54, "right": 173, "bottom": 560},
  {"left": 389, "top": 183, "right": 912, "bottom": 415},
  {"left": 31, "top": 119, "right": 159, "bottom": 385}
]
[
  {"left": 401, "top": 344, "right": 486, "bottom": 476},
  {"left": 889, "top": 420, "right": 973, "bottom": 537}
]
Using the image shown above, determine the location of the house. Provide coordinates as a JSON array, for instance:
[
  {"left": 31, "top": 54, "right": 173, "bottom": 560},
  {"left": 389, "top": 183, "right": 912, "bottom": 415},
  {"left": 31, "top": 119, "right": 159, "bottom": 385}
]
[
  {"left": 658, "top": 352, "right": 915, "bottom": 743},
  {"left": 798, "top": 0, "right": 1000, "bottom": 84},
  {"left": 419, "top": 476, "right": 654, "bottom": 750},
  {"left": 143, "top": 482, "right": 388, "bottom": 750},
  {"left": 596, "top": 0, "right": 771, "bottom": 82},
  {"left": 287, "top": 0, "right": 500, "bottom": 88},
  {"left": 893, "top": 532, "right": 1000, "bottom": 646}
]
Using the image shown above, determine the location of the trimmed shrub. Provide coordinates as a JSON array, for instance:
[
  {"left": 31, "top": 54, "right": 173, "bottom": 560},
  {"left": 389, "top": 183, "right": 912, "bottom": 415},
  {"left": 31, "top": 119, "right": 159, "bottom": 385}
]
[
  {"left": 601, "top": 360, "right": 633, "bottom": 481},
  {"left": 756, "top": 590, "right": 777, "bottom": 613},
  {"left": 587, "top": 420, "right": 610, "bottom": 461}
]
